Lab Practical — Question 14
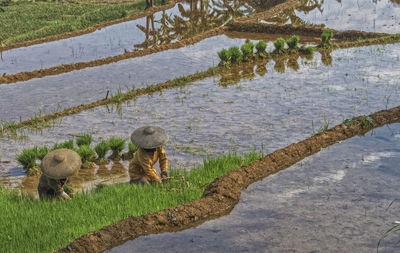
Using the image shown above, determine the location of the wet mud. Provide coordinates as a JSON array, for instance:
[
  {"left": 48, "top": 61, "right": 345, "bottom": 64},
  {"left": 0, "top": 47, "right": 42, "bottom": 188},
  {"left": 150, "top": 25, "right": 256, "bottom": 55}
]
[
  {"left": 56, "top": 106, "right": 400, "bottom": 252},
  {"left": 109, "top": 123, "right": 400, "bottom": 252}
]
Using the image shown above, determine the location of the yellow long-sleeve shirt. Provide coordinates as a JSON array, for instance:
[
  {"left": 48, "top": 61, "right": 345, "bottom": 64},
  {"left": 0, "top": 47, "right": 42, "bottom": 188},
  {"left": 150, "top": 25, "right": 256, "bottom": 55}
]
[{"left": 128, "top": 146, "right": 168, "bottom": 183}]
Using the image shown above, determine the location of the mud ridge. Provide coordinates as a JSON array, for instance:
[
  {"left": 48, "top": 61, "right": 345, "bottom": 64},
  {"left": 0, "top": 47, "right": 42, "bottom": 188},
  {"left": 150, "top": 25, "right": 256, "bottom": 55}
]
[
  {"left": 56, "top": 106, "right": 400, "bottom": 252},
  {"left": 228, "top": 22, "right": 391, "bottom": 40},
  {"left": 0, "top": 0, "right": 184, "bottom": 52},
  {"left": 0, "top": 27, "right": 227, "bottom": 85}
]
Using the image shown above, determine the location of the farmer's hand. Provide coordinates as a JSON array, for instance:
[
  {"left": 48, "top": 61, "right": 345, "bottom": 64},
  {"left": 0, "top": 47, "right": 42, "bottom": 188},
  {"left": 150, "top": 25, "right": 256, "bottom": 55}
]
[{"left": 161, "top": 172, "right": 168, "bottom": 182}]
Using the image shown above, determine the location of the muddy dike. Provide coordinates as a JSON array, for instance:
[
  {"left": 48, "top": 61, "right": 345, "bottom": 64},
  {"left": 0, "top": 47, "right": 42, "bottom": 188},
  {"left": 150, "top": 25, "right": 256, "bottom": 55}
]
[
  {"left": 228, "top": 22, "right": 393, "bottom": 40},
  {"left": 56, "top": 105, "right": 400, "bottom": 252},
  {"left": 0, "top": 27, "right": 226, "bottom": 85},
  {"left": 0, "top": 0, "right": 185, "bottom": 52}
]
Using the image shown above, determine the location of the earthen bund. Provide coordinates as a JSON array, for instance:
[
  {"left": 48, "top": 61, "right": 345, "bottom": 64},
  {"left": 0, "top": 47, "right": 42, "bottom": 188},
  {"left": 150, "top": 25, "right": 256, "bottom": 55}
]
[{"left": 56, "top": 105, "right": 400, "bottom": 252}]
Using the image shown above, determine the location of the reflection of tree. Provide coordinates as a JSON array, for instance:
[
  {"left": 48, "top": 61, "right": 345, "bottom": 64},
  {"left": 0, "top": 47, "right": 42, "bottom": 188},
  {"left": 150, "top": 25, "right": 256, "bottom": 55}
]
[
  {"left": 320, "top": 49, "right": 332, "bottom": 65},
  {"left": 217, "top": 52, "right": 320, "bottom": 86},
  {"left": 134, "top": 0, "right": 254, "bottom": 49},
  {"left": 264, "top": 0, "right": 324, "bottom": 25},
  {"left": 274, "top": 57, "right": 286, "bottom": 73},
  {"left": 390, "top": 0, "right": 400, "bottom": 5}
]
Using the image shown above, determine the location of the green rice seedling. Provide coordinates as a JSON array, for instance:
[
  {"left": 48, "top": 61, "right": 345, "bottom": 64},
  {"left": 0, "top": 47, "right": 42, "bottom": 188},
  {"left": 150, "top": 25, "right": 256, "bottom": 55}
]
[
  {"left": 273, "top": 37, "right": 286, "bottom": 53},
  {"left": 217, "top": 48, "right": 231, "bottom": 63},
  {"left": 255, "top": 40, "right": 267, "bottom": 55},
  {"left": 240, "top": 42, "right": 254, "bottom": 60},
  {"left": 321, "top": 29, "right": 333, "bottom": 47},
  {"left": 76, "top": 145, "right": 94, "bottom": 164},
  {"left": 129, "top": 142, "right": 139, "bottom": 154},
  {"left": 15, "top": 147, "right": 39, "bottom": 174},
  {"left": 300, "top": 46, "right": 315, "bottom": 55},
  {"left": 228, "top": 46, "right": 242, "bottom": 63},
  {"left": 108, "top": 137, "right": 126, "bottom": 160},
  {"left": 52, "top": 140, "right": 74, "bottom": 150},
  {"left": 344, "top": 116, "right": 374, "bottom": 129},
  {"left": 1, "top": 152, "right": 263, "bottom": 252},
  {"left": 94, "top": 140, "right": 110, "bottom": 162},
  {"left": 36, "top": 145, "right": 49, "bottom": 160},
  {"left": 76, "top": 133, "right": 93, "bottom": 147},
  {"left": 63, "top": 183, "right": 73, "bottom": 195},
  {"left": 286, "top": 35, "right": 299, "bottom": 50}
]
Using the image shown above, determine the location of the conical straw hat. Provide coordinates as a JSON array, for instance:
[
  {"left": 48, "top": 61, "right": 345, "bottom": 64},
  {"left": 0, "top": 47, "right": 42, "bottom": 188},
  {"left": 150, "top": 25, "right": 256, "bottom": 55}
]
[
  {"left": 130, "top": 126, "right": 169, "bottom": 149},
  {"left": 41, "top": 149, "right": 81, "bottom": 179}
]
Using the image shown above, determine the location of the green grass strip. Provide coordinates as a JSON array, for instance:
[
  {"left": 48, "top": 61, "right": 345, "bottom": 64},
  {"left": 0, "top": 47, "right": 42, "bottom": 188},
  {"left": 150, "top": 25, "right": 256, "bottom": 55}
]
[
  {"left": 0, "top": 0, "right": 165, "bottom": 45},
  {"left": 0, "top": 151, "right": 263, "bottom": 252}
]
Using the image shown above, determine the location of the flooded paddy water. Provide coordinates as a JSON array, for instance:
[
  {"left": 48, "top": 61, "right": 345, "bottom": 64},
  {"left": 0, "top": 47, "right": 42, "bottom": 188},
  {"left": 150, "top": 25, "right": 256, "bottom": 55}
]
[
  {"left": 1, "top": 44, "right": 400, "bottom": 195},
  {"left": 0, "top": 32, "right": 318, "bottom": 122},
  {"left": 0, "top": 0, "right": 255, "bottom": 75},
  {"left": 108, "top": 123, "right": 400, "bottom": 253},
  {"left": 265, "top": 0, "right": 400, "bottom": 34}
]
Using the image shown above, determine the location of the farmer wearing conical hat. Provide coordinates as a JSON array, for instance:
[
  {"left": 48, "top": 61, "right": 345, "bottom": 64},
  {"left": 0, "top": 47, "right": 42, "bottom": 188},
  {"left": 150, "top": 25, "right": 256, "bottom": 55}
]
[
  {"left": 129, "top": 126, "right": 169, "bottom": 184},
  {"left": 38, "top": 148, "right": 81, "bottom": 200}
]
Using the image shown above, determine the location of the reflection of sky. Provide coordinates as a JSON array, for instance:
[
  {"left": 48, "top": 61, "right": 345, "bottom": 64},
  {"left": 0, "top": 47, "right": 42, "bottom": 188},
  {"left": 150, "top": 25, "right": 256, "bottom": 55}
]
[
  {"left": 293, "top": 0, "right": 400, "bottom": 33},
  {"left": 1, "top": 44, "right": 400, "bottom": 182},
  {"left": 108, "top": 123, "right": 400, "bottom": 253},
  {"left": 0, "top": 0, "right": 254, "bottom": 75}
]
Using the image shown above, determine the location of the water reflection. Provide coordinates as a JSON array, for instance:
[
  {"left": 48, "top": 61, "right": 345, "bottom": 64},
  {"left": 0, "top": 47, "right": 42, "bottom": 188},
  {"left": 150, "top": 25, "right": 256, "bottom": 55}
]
[
  {"left": 218, "top": 51, "right": 331, "bottom": 86},
  {"left": 264, "top": 0, "right": 400, "bottom": 33},
  {"left": 134, "top": 0, "right": 254, "bottom": 49},
  {"left": 265, "top": 0, "right": 324, "bottom": 25}
]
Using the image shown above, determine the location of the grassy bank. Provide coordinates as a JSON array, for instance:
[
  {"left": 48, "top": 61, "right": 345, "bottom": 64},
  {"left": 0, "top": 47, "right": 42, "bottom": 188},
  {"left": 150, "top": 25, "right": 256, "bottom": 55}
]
[
  {"left": 0, "top": 152, "right": 263, "bottom": 252},
  {"left": 0, "top": 0, "right": 166, "bottom": 45}
]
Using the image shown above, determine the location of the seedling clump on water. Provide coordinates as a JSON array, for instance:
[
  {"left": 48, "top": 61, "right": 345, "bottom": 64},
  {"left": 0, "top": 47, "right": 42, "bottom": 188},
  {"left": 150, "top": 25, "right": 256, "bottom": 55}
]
[
  {"left": 108, "top": 137, "right": 126, "bottom": 160},
  {"left": 287, "top": 35, "right": 299, "bottom": 50},
  {"left": 15, "top": 147, "right": 39, "bottom": 175},
  {"left": 52, "top": 140, "right": 74, "bottom": 151},
  {"left": 76, "top": 145, "right": 95, "bottom": 165},
  {"left": 240, "top": 41, "right": 254, "bottom": 60},
  {"left": 321, "top": 29, "right": 333, "bottom": 48},
  {"left": 94, "top": 140, "right": 110, "bottom": 163},
  {"left": 255, "top": 40, "right": 267, "bottom": 55},
  {"left": 217, "top": 48, "right": 231, "bottom": 64},
  {"left": 228, "top": 46, "right": 242, "bottom": 63},
  {"left": 36, "top": 145, "right": 49, "bottom": 160},
  {"left": 273, "top": 37, "right": 286, "bottom": 53},
  {"left": 76, "top": 133, "right": 93, "bottom": 147}
]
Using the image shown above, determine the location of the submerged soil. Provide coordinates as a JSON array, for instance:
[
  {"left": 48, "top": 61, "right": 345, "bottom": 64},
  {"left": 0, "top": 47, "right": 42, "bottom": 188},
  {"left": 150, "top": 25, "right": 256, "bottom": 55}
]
[{"left": 56, "top": 106, "right": 400, "bottom": 252}]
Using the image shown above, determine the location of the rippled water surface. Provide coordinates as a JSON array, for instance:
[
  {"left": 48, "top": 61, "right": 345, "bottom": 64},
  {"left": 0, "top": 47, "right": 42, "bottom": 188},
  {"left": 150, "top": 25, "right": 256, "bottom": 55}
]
[
  {"left": 0, "top": 0, "right": 255, "bottom": 75},
  {"left": 1, "top": 44, "right": 399, "bottom": 190},
  {"left": 108, "top": 123, "right": 400, "bottom": 253},
  {"left": 0, "top": 33, "right": 312, "bottom": 122},
  {"left": 265, "top": 0, "right": 400, "bottom": 33}
]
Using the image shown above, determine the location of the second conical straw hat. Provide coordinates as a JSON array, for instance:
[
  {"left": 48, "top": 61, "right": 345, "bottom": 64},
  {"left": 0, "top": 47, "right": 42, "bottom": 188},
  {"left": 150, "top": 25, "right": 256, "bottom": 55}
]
[{"left": 130, "top": 126, "right": 169, "bottom": 149}]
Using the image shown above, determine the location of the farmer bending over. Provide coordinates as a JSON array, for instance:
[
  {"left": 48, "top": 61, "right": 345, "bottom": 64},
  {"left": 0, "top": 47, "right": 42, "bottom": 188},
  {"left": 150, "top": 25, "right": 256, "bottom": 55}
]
[
  {"left": 129, "top": 126, "right": 169, "bottom": 184},
  {"left": 38, "top": 148, "right": 81, "bottom": 200}
]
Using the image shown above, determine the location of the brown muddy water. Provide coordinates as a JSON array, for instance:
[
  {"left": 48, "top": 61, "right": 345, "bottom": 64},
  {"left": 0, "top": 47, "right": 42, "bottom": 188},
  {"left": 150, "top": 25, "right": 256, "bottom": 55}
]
[
  {"left": 107, "top": 123, "right": 400, "bottom": 253},
  {"left": 0, "top": 0, "right": 255, "bottom": 75},
  {"left": 264, "top": 0, "right": 400, "bottom": 34},
  {"left": 1, "top": 44, "right": 400, "bottom": 194},
  {"left": 0, "top": 33, "right": 317, "bottom": 122}
]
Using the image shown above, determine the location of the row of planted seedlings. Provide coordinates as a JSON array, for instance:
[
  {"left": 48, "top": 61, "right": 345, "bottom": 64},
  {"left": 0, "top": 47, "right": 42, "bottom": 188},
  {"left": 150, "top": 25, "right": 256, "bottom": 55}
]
[
  {"left": 217, "top": 29, "right": 334, "bottom": 65},
  {"left": 15, "top": 133, "right": 139, "bottom": 176}
]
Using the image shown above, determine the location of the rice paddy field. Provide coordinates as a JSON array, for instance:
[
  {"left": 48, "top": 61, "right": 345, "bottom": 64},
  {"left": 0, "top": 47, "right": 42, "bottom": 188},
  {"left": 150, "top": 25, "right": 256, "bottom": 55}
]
[{"left": 1, "top": 0, "right": 400, "bottom": 252}]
